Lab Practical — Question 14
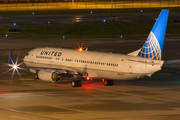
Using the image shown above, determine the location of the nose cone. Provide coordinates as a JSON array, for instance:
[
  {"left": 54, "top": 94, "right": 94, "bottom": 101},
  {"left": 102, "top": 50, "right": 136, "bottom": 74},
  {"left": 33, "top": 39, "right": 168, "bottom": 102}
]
[{"left": 23, "top": 55, "right": 28, "bottom": 61}]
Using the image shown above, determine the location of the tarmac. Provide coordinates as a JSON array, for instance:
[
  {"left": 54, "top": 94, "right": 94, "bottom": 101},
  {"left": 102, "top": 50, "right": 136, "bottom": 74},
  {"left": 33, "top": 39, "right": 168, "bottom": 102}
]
[{"left": 0, "top": 37, "right": 180, "bottom": 120}]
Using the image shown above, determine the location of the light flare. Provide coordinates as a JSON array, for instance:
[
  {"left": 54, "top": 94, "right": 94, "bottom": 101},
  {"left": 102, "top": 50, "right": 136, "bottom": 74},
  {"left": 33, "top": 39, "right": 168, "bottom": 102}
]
[
  {"left": 86, "top": 77, "right": 90, "bottom": 81},
  {"left": 3, "top": 55, "right": 24, "bottom": 80},
  {"left": 79, "top": 47, "right": 83, "bottom": 52},
  {"left": 75, "top": 40, "right": 88, "bottom": 52}
]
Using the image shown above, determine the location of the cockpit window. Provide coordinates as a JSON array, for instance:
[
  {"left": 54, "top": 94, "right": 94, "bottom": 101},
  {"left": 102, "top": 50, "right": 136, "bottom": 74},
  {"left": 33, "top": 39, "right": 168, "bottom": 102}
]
[{"left": 26, "top": 53, "right": 29, "bottom": 56}]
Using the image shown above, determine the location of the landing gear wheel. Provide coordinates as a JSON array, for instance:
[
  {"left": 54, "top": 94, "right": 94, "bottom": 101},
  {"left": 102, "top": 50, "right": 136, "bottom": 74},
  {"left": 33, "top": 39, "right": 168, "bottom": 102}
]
[
  {"left": 35, "top": 71, "right": 39, "bottom": 79},
  {"left": 103, "top": 80, "right": 109, "bottom": 86},
  {"left": 109, "top": 80, "right": 114, "bottom": 86},
  {"left": 77, "top": 80, "right": 82, "bottom": 87},
  {"left": 35, "top": 74, "right": 39, "bottom": 79},
  {"left": 71, "top": 80, "right": 77, "bottom": 87}
]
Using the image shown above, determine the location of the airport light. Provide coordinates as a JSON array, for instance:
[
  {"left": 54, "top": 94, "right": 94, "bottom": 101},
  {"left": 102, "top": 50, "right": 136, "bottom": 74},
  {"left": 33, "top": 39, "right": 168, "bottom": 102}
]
[
  {"left": 103, "top": 19, "right": 106, "bottom": 23},
  {"left": 14, "top": 23, "right": 16, "bottom": 26},
  {"left": 141, "top": 10, "right": 143, "bottom": 13},
  {"left": 120, "top": 35, "right": 123, "bottom": 38},
  {"left": 5, "top": 34, "right": 8, "bottom": 37},
  {"left": 48, "top": 21, "right": 50, "bottom": 25},
  {"left": 155, "top": 18, "right": 157, "bottom": 20},
  {"left": 90, "top": 11, "right": 93, "bottom": 14},
  {"left": 32, "top": 12, "right": 34, "bottom": 15},
  {"left": 63, "top": 36, "right": 65, "bottom": 38}
]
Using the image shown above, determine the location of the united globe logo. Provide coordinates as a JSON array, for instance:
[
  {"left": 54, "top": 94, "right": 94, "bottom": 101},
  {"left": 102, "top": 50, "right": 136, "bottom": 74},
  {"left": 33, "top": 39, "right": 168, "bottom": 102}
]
[{"left": 137, "top": 32, "right": 161, "bottom": 60}]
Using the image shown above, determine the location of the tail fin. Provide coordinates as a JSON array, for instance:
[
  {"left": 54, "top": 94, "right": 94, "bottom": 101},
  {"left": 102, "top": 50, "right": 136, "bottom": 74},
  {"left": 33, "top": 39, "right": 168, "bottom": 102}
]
[
  {"left": 8, "top": 50, "right": 13, "bottom": 66},
  {"left": 137, "top": 9, "right": 169, "bottom": 60}
]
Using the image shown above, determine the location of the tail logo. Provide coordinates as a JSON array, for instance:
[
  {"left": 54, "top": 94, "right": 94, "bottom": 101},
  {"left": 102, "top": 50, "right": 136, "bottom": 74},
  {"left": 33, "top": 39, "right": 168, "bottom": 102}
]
[{"left": 137, "top": 32, "right": 161, "bottom": 60}]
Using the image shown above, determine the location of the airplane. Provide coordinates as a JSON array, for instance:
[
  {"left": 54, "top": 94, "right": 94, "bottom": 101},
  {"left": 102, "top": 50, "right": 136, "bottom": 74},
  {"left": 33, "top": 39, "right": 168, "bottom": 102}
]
[{"left": 8, "top": 9, "right": 178, "bottom": 87}]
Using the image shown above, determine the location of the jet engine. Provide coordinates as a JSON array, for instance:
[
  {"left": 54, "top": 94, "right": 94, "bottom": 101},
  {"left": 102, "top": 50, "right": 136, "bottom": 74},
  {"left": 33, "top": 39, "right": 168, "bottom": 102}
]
[{"left": 38, "top": 69, "right": 60, "bottom": 82}]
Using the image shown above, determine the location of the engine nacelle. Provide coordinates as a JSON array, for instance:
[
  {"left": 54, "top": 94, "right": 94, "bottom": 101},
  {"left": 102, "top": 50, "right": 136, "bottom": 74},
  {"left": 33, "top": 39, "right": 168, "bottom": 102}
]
[{"left": 38, "top": 70, "right": 60, "bottom": 82}]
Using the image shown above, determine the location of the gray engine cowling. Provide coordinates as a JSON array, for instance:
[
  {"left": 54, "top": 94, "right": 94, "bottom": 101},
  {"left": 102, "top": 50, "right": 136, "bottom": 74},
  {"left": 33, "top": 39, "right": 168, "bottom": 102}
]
[{"left": 38, "top": 69, "right": 60, "bottom": 82}]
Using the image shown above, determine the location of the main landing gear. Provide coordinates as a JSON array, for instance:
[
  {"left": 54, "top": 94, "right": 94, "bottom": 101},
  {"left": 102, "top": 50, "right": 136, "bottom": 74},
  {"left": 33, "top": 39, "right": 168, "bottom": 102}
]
[
  {"left": 71, "top": 80, "right": 82, "bottom": 87},
  {"left": 103, "top": 79, "right": 114, "bottom": 86}
]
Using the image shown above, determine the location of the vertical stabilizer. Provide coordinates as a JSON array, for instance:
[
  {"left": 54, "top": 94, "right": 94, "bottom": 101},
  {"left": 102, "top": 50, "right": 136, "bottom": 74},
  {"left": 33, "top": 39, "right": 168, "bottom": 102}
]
[
  {"left": 137, "top": 9, "right": 169, "bottom": 60},
  {"left": 8, "top": 50, "right": 13, "bottom": 66}
]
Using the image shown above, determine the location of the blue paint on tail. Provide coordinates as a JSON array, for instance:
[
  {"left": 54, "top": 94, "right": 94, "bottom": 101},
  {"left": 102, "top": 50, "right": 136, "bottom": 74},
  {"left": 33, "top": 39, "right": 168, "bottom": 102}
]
[
  {"left": 8, "top": 50, "right": 13, "bottom": 65},
  {"left": 137, "top": 9, "right": 169, "bottom": 60}
]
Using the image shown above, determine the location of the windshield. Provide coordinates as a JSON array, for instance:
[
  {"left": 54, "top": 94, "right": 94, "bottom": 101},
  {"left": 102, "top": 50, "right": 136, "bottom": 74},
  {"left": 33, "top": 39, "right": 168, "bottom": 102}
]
[{"left": 26, "top": 53, "right": 29, "bottom": 56}]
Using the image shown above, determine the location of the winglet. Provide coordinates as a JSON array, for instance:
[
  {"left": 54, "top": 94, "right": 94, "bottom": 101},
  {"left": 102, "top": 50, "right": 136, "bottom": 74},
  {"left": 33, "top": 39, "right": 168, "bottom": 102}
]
[
  {"left": 8, "top": 50, "right": 13, "bottom": 66},
  {"left": 137, "top": 9, "right": 169, "bottom": 60}
]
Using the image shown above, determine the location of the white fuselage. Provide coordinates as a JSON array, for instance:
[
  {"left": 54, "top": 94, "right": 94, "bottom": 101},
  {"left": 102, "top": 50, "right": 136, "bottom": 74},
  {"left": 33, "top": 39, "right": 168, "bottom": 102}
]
[{"left": 23, "top": 47, "right": 164, "bottom": 81}]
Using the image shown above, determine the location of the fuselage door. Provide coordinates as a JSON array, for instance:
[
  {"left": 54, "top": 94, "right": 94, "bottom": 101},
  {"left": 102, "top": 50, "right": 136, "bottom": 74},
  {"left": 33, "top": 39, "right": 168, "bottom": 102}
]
[{"left": 128, "top": 61, "right": 133, "bottom": 74}]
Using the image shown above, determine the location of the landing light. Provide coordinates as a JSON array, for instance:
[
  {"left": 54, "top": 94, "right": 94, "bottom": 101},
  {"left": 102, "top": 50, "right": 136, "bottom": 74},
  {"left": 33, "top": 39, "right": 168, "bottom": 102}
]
[{"left": 13, "top": 65, "right": 18, "bottom": 69}]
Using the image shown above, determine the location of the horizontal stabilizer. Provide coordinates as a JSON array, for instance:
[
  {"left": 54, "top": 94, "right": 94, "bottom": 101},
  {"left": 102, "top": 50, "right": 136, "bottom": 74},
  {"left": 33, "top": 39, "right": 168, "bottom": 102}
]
[{"left": 164, "top": 59, "right": 180, "bottom": 65}]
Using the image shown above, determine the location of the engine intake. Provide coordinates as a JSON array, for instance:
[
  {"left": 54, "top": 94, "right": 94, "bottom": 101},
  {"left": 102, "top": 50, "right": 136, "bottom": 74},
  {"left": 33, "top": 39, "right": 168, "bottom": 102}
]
[{"left": 38, "top": 69, "right": 60, "bottom": 82}]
